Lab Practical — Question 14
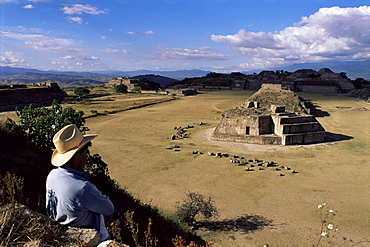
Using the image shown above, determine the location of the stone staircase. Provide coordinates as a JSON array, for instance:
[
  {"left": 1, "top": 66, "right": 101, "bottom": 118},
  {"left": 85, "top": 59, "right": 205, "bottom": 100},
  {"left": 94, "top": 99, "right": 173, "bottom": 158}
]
[{"left": 272, "top": 113, "right": 325, "bottom": 145}]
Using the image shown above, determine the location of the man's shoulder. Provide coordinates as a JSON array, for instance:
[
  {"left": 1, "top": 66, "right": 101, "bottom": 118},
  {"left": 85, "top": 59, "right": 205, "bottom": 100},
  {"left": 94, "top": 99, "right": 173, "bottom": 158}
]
[{"left": 47, "top": 167, "right": 89, "bottom": 184}]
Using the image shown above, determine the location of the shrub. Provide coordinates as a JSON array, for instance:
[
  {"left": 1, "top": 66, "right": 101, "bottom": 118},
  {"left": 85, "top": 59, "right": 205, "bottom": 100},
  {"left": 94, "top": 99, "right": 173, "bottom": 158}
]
[
  {"left": 131, "top": 86, "right": 142, "bottom": 94},
  {"left": 176, "top": 192, "right": 218, "bottom": 225},
  {"left": 74, "top": 86, "right": 90, "bottom": 97},
  {"left": 114, "top": 84, "right": 128, "bottom": 93},
  {"left": 5, "top": 100, "right": 88, "bottom": 150}
]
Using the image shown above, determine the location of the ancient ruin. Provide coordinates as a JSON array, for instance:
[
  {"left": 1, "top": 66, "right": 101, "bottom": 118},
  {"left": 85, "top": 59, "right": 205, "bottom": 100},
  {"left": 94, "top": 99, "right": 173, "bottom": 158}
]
[
  {"left": 0, "top": 82, "right": 67, "bottom": 112},
  {"left": 185, "top": 68, "right": 355, "bottom": 93},
  {"left": 212, "top": 84, "right": 325, "bottom": 145},
  {"left": 106, "top": 77, "right": 161, "bottom": 91}
]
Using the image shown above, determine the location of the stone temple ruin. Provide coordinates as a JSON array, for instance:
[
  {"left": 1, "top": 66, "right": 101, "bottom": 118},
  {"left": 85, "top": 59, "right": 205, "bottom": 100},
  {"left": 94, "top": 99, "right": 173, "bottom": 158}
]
[{"left": 212, "top": 84, "right": 325, "bottom": 145}]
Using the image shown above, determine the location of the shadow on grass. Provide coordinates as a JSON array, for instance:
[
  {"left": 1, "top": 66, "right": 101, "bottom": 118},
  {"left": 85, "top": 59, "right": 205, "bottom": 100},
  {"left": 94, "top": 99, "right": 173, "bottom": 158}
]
[
  {"left": 324, "top": 132, "right": 353, "bottom": 143},
  {"left": 304, "top": 100, "right": 330, "bottom": 117},
  {"left": 194, "top": 214, "right": 272, "bottom": 233}
]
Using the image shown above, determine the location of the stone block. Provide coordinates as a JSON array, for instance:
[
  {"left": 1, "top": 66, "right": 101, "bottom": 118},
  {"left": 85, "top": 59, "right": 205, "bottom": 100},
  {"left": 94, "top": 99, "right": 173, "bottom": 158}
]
[{"left": 66, "top": 227, "right": 101, "bottom": 247}]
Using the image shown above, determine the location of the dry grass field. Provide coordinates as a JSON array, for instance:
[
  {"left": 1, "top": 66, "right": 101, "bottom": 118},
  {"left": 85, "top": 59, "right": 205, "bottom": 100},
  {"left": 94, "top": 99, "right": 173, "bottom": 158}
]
[
  {"left": 82, "top": 90, "right": 369, "bottom": 247},
  {"left": 2, "top": 90, "right": 369, "bottom": 246}
]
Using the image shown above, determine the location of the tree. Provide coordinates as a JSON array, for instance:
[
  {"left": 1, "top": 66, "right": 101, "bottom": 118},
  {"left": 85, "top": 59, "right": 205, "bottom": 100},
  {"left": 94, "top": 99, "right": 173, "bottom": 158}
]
[
  {"left": 5, "top": 99, "right": 88, "bottom": 150},
  {"left": 340, "top": 72, "right": 348, "bottom": 79},
  {"left": 176, "top": 191, "right": 218, "bottom": 225},
  {"left": 353, "top": 78, "right": 364, "bottom": 89},
  {"left": 131, "top": 86, "right": 141, "bottom": 94},
  {"left": 114, "top": 84, "right": 128, "bottom": 93},
  {"left": 74, "top": 86, "right": 90, "bottom": 98}
]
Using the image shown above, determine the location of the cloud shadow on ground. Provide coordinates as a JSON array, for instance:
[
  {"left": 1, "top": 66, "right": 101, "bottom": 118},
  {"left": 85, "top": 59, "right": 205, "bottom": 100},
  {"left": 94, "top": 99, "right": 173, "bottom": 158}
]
[{"left": 194, "top": 214, "right": 272, "bottom": 234}]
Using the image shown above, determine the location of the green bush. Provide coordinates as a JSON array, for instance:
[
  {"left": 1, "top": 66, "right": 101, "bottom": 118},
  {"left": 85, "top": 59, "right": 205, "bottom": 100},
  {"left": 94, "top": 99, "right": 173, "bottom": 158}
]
[
  {"left": 114, "top": 84, "right": 128, "bottom": 93},
  {"left": 5, "top": 100, "right": 88, "bottom": 150},
  {"left": 74, "top": 86, "right": 90, "bottom": 97},
  {"left": 176, "top": 191, "right": 218, "bottom": 225},
  {"left": 131, "top": 86, "right": 141, "bottom": 94}
]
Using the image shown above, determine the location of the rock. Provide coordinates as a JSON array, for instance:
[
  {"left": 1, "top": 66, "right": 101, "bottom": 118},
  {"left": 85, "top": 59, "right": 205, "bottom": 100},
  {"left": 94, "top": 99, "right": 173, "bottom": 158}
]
[
  {"left": 97, "top": 240, "right": 130, "bottom": 247},
  {"left": 66, "top": 227, "right": 100, "bottom": 247},
  {"left": 24, "top": 240, "right": 47, "bottom": 247}
]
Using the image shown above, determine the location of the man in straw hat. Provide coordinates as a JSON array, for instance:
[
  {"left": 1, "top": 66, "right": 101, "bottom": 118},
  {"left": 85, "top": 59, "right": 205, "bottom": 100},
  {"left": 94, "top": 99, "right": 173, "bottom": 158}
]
[{"left": 46, "top": 124, "right": 114, "bottom": 241}]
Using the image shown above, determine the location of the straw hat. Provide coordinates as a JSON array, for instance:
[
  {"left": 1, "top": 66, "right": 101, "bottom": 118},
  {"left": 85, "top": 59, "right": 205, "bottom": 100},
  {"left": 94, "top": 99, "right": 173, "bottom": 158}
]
[{"left": 51, "top": 124, "right": 97, "bottom": 167}]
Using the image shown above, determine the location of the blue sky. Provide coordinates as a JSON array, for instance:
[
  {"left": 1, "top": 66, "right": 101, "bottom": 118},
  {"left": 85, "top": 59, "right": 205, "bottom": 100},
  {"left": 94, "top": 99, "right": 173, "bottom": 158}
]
[{"left": 0, "top": 0, "right": 369, "bottom": 72}]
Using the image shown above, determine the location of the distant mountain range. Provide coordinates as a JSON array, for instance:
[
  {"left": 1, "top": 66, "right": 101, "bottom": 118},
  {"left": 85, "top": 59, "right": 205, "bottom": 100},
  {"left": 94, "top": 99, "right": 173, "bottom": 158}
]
[
  {"left": 0, "top": 66, "right": 209, "bottom": 80},
  {"left": 0, "top": 59, "right": 369, "bottom": 88}
]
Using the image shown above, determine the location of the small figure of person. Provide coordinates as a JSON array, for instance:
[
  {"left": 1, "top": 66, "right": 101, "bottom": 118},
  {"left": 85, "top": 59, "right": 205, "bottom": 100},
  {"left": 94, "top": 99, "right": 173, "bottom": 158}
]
[{"left": 46, "top": 124, "right": 114, "bottom": 241}]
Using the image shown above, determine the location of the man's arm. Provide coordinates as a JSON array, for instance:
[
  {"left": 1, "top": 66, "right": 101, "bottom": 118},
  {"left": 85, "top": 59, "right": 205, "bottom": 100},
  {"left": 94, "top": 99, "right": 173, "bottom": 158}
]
[{"left": 80, "top": 182, "right": 114, "bottom": 215}]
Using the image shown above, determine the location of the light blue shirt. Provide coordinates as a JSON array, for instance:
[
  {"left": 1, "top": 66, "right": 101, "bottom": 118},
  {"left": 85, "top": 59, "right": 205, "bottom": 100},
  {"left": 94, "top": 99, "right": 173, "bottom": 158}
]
[{"left": 46, "top": 166, "right": 114, "bottom": 231}]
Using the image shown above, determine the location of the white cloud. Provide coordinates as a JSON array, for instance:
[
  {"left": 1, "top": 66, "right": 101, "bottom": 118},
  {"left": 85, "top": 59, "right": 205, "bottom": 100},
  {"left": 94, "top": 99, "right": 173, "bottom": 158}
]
[
  {"left": 124, "top": 30, "right": 155, "bottom": 35},
  {"left": 62, "top": 4, "right": 106, "bottom": 15},
  {"left": 60, "top": 55, "right": 99, "bottom": 60},
  {"left": 23, "top": 4, "right": 34, "bottom": 9},
  {"left": 50, "top": 60, "right": 69, "bottom": 66},
  {"left": 61, "top": 55, "right": 75, "bottom": 60},
  {"left": 0, "top": 51, "right": 26, "bottom": 66},
  {"left": 211, "top": 6, "right": 370, "bottom": 70},
  {"left": 0, "top": 0, "right": 18, "bottom": 3},
  {"left": 100, "top": 48, "right": 128, "bottom": 54},
  {"left": 155, "top": 46, "right": 229, "bottom": 61},
  {"left": 83, "top": 56, "right": 99, "bottom": 60},
  {"left": 0, "top": 31, "right": 81, "bottom": 52},
  {"left": 0, "top": 25, "right": 43, "bottom": 34},
  {"left": 66, "top": 16, "right": 83, "bottom": 24}
]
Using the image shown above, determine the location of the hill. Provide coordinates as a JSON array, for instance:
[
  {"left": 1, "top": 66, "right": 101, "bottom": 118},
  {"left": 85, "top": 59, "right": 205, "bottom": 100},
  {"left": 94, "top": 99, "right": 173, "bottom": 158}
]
[
  {"left": 0, "top": 72, "right": 111, "bottom": 89},
  {"left": 0, "top": 68, "right": 205, "bottom": 88},
  {"left": 132, "top": 74, "right": 179, "bottom": 86}
]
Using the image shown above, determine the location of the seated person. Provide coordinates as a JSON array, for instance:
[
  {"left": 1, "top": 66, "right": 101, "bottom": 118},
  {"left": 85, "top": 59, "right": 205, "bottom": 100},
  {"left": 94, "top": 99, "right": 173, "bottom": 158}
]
[{"left": 46, "top": 124, "right": 114, "bottom": 241}]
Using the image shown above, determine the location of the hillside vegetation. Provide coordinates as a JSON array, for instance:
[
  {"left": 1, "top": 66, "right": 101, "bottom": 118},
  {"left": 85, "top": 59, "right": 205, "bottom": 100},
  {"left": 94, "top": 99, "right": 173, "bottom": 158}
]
[{"left": 0, "top": 95, "right": 209, "bottom": 246}]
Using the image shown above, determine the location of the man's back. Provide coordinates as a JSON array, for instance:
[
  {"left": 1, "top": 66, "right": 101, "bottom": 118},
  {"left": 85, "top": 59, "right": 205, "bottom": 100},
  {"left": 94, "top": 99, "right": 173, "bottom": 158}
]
[{"left": 46, "top": 166, "right": 114, "bottom": 228}]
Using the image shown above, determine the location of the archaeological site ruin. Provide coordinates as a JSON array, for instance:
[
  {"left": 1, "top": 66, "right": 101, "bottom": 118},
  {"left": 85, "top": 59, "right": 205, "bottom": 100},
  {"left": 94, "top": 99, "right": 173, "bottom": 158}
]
[{"left": 212, "top": 84, "right": 325, "bottom": 145}]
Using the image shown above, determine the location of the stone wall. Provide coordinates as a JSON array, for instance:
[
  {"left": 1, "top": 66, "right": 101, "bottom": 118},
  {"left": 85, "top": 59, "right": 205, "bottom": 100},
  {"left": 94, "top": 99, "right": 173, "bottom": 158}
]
[
  {"left": 165, "top": 89, "right": 198, "bottom": 96},
  {"left": 277, "top": 115, "right": 316, "bottom": 124},
  {"left": 279, "top": 122, "right": 324, "bottom": 135},
  {"left": 296, "top": 85, "right": 338, "bottom": 93},
  {"left": 282, "top": 131, "right": 326, "bottom": 145},
  {"left": 213, "top": 115, "right": 273, "bottom": 136},
  {"left": 211, "top": 132, "right": 282, "bottom": 145},
  {"left": 0, "top": 85, "right": 66, "bottom": 111}
]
